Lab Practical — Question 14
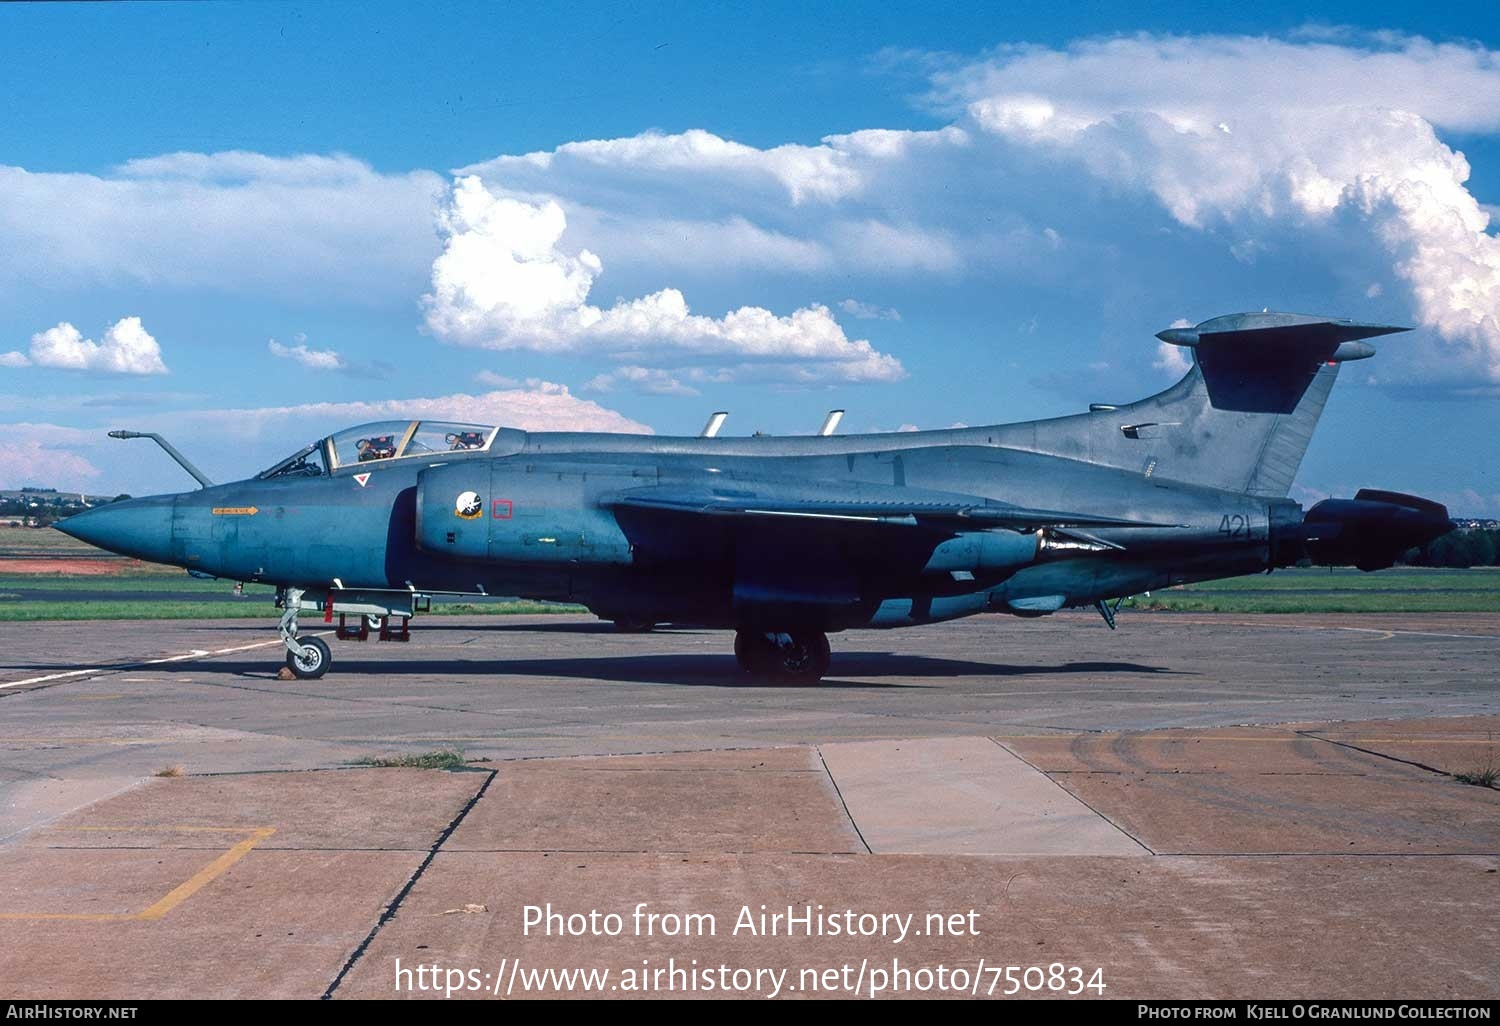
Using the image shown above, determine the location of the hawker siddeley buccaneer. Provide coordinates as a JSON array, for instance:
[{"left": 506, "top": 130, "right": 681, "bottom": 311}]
[{"left": 60, "top": 312, "right": 1453, "bottom": 683}]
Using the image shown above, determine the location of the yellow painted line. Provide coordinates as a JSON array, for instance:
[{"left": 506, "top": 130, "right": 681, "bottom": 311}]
[
  {"left": 137, "top": 827, "right": 275, "bottom": 920},
  {"left": 0, "top": 825, "right": 275, "bottom": 922},
  {"left": 57, "top": 825, "right": 268, "bottom": 833},
  {"left": 210, "top": 506, "right": 258, "bottom": 516}
]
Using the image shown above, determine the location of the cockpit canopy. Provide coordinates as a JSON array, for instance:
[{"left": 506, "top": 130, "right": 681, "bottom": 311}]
[{"left": 258, "top": 420, "right": 499, "bottom": 480}]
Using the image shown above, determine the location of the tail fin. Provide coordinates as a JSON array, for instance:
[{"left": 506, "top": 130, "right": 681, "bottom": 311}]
[{"left": 993, "top": 312, "right": 1408, "bottom": 497}]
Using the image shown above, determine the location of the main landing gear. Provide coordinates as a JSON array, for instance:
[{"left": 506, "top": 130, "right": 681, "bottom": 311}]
[{"left": 733, "top": 629, "right": 831, "bottom": 684}]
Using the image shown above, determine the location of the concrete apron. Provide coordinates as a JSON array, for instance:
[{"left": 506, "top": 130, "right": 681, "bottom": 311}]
[{"left": 0, "top": 722, "right": 1496, "bottom": 1000}]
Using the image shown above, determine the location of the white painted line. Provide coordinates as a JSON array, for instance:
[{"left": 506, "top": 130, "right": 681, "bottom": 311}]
[{"left": 0, "top": 635, "right": 319, "bottom": 691}]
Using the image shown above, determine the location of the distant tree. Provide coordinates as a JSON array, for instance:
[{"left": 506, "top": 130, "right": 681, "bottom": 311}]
[
  {"left": 110, "top": 494, "right": 132, "bottom": 503},
  {"left": 1413, "top": 527, "right": 1500, "bottom": 568}
]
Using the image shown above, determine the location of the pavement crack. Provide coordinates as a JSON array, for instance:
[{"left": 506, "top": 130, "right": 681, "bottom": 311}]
[
  {"left": 321, "top": 767, "right": 496, "bottom": 1000},
  {"left": 1295, "top": 729, "right": 1456, "bottom": 780}
]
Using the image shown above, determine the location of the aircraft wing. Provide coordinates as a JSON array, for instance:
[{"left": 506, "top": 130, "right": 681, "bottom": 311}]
[{"left": 601, "top": 483, "right": 1171, "bottom": 531}]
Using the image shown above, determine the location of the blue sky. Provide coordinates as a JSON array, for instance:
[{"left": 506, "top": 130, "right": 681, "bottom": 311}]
[{"left": 2, "top": 1, "right": 1498, "bottom": 512}]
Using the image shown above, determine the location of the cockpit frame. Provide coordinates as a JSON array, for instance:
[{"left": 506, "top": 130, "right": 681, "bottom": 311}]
[{"left": 257, "top": 420, "right": 501, "bottom": 480}]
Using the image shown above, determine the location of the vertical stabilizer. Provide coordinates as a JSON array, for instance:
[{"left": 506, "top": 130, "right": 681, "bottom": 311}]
[{"left": 988, "top": 313, "right": 1407, "bottom": 496}]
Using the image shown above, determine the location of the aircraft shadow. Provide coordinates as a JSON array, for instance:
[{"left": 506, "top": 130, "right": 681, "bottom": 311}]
[{"left": 116, "top": 651, "right": 1189, "bottom": 688}]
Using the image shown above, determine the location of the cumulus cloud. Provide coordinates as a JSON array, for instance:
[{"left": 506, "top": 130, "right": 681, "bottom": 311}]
[
  {"left": 584, "top": 366, "right": 700, "bottom": 396},
  {"left": 457, "top": 127, "right": 975, "bottom": 281},
  {"left": 1153, "top": 341, "right": 1193, "bottom": 377},
  {"left": 0, "top": 382, "right": 650, "bottom": 494},
  {"left": 176, "top": 382, "right": 650, "bottom": 443},
  {"left": 5, "top": 318, "right": 167, "bottom": 375},
  {"left": 0, "top": 424, "right": 103, "bottom": 489},
  {"left": 268, "top": 336, "right": 344, "bottom": 370},
  {"left": 0, "top": 152, "right": 444, "bottom": 302},
  {"left": 1153, "top": 318, "right": 1195, "bottom": 377},
  {"left": 8, "top": 33, "right": 1500, "bottom": 401},
  {"left": 932, "top": 32, "right": 1500, "bottom": 385},
  {"left": 442, "top": 32, "right": 1500, "bottom": 393},
  {"left": 422, "top": 176, "right": 905, "bottom": 384},
  {"left": 840, "top": 298, "right": 902, "bottom": 321}
]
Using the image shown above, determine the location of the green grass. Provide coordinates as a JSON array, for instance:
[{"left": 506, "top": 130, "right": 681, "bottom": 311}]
[
  {"left": 0, "top": 575, "right": 279, "bottom": 593},
  {"left": 0, "top": 527, "right": 103, "bottom": 553},
  {"left": 437, "top": 601, "right": 582, "bottom": 615},
  {"left": 0, "top": 595, "right": 584, "bottom": 621},
  {"left": 1122, "top": 567, "right": 1500, "bottom": 614},
  {"left": 1454, "top": 767, "right": 1499, "bottom": 788},
  {"left": 1146, "top": 567, "right": 1498, "bottom": 591},
  {"left": 354, "top": 750, "right": 468, "bottom": 770}
]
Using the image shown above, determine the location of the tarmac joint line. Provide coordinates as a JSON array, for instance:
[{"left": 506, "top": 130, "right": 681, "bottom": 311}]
[
  {"left": 814, "top": 745, "right": 873, "bottom": 855},
  {"left": 991, "top": 737, "right": 1158, "bottom": 856},
  {"left": 321, "top": 768, "right": 497, "bottom": 1001}
]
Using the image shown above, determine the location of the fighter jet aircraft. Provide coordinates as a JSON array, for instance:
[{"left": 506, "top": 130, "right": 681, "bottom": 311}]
[{"left": 59, "top": 311, "right": 1453, "bottom": 683}]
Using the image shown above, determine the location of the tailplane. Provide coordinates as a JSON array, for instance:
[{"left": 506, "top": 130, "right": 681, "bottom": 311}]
[{"left": 990, "top": 312, "right": 1408, "bottom": 497}]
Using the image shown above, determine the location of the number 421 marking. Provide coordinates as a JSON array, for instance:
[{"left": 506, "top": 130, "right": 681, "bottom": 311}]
[{"left": 1219, "top": 513, "right": 1249, "bottom": 538}]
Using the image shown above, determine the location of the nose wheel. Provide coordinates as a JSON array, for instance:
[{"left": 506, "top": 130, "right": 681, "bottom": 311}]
[
  {"left": 285, "top": 636, "right": 331, "bottom": 679},
  {"left": 734, "top": 629, "right": 831, "bottom": 684}
]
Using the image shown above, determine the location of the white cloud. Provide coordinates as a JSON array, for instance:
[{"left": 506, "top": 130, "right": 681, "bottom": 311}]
[
  {"left": 0, "top": 382, "right": 650, "bottom": 494},
  {"left": 7, "top": 34, "right": 1500, "bottom": 399},
  {"left": 471, "top": 128, "right": 861, "bottom": 206},
  {"left": 0, "top": 152, "right": 444, "bottom": 302},
  {"left": 0, "top": 423, "right": 102, "bottom": 489},
  {"left": 474, "top": 370, "right": 521, "bottom": 388},
  {"left": 168, "top": 382, "right": 650, "bottom": 446},
  {"left": 13, "top": 318, "right": 168, "bottom": 375},
  {"left": 840, "top": 299, "right": 902, "bottom": 321},
  {"left": 584, "top": 366, "right": 700, "bottom": 396},
  {"left": 1153, "top": 341, "right": 1193, "bottom": 377},
  {"left": 422, "top": 176, "right": 905, "bottom": 384},
  {"left": 268, "top": 336, "right": 344, "bottom": 370},
  {"left": 935, "top": 33, "right": 1500, "bottom": 385},
  {"left": 1152, "top": 317, "right": 1195, "bottom": 377}
]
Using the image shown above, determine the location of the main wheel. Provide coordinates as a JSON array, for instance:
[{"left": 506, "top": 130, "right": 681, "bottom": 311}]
[
  {"left": 611, "top": 617, "right": 657, "bottom": 634},
  {"left": 286, "top": 636, "right": 331, "bottom": 679},
  {"left": 734, "top": 630, "right": 775, "bottom": 673},
  {"left": 734, "top": 630, "right": 831, "bottom": 683}
]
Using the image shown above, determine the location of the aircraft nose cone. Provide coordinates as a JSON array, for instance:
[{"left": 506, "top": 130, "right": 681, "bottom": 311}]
[{"left": 56, "top": 495, "right": 177, "bottom": 563}]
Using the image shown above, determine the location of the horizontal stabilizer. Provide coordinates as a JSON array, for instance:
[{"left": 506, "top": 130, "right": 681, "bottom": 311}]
[{"left": 1157, "top": 312, "right": 1409, "bottom": 414}]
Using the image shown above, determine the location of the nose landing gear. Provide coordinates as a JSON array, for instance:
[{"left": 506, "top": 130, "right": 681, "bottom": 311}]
[
  {"left": 278, "top": 588, "right": 331, "bottom": 679},
  {"left": 733, "top": 629, "right": 831, "bottom": 684}
]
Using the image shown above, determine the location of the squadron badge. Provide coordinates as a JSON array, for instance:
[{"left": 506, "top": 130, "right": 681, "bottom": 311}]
[{"left": 454, "top": 490, "right": 483, "bottom": 519}]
